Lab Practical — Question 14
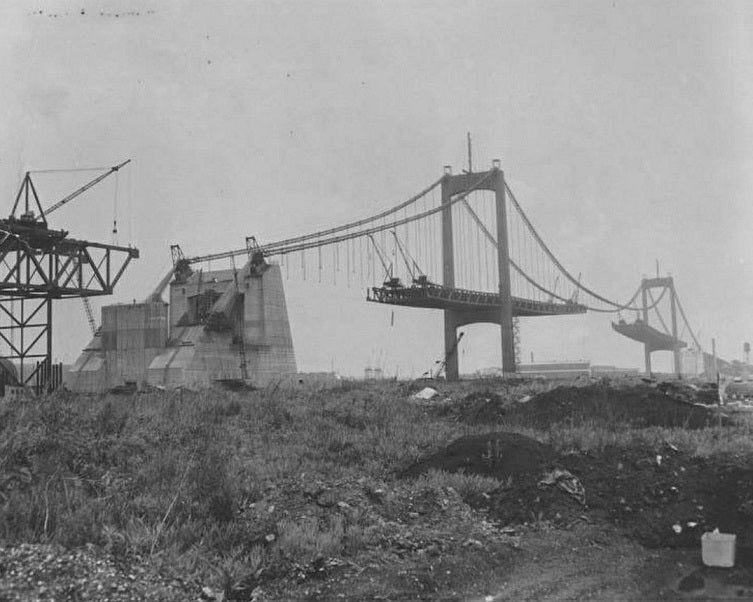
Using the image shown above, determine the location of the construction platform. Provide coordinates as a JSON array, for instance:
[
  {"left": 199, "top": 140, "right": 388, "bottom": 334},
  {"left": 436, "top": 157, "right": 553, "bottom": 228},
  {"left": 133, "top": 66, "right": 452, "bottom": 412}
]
[
  {"left": 611, "top": 319, "right": 687, "bottom": 351},
  {"left": 367, "top": 282, "right": 587, "bottom": 317}
]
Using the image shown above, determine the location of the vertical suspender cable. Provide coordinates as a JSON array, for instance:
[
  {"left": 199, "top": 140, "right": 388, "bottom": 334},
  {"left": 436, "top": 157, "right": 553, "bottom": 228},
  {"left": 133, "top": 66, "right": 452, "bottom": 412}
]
[
  {"left": 475, "top": 196, "right": 482, "bottom": 290},
  {"left": 112, "top": 171, "right": 119, "bottom": 245},
  {"left": 346, "top": 235, "right": 351, "bottom": 288}
]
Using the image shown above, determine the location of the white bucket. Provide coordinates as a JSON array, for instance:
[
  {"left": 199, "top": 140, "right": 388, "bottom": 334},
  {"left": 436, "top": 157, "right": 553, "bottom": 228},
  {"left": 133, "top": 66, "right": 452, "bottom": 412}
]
[{"left": 701, "top": 531, "right": 736, "bottom": 567}]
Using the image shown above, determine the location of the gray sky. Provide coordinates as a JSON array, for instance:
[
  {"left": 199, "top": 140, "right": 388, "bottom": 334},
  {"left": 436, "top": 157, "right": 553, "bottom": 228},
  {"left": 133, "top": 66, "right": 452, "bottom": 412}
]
[{"left": 1, "top": 0, "right": 751, "bottom": 376}]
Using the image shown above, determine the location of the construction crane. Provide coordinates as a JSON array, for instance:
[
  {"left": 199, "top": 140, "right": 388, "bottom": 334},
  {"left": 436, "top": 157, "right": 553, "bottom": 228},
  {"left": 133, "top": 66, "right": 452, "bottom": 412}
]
[
  {"left": 55, "top": 162, "right": 132, "bottom": 338},
  {"left": 5, "top": 160, "right": 130, "bottom": 242},
  {"left": 433, "top": 331, "right": 464, "bottom": 378},
  {"left": 146, "top": 267, "right": 176, "bottom": 303},
  {"left": 367, "top": 234, "right": 401, "bottom": 288},
  {"left": 168, "top": 238, "right": 267, "bottom": 286},
  {"left": 0, "top": 161, "right": 139, "bottom": 389},
  {"left": 165, "top": 242, "right": 263, "bottom": 382},
  {"left": 231, "top": 255, "right": 249, "bottom": 381},
  {"left": 82, "top": 298, "right": 98, "bottom": 336},
  {"left": 195, "top": 268, "right": 205, "bottom": 322},
  {"left": 169, "top": 244, "right": 189, "bottom": 282},
  {"left": 44, "top": 160, "right": 130, "bottom": 218},
  {"left": 569, "top": 273, "right": 582, "bottom": 304},
  {"left": 390, "top": 230, "right": 425, "bottom": 284}
]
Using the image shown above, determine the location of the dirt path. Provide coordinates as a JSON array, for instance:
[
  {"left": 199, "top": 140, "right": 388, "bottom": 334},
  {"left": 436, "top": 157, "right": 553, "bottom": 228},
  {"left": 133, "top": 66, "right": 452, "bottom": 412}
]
[{"left": 466, "top": 522, "right": 753, "bottom": 602}]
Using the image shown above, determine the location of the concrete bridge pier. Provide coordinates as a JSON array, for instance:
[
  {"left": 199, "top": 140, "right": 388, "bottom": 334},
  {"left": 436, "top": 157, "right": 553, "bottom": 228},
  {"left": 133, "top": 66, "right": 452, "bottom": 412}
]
[{"left": 443, "top": 309, "right": 463, "bottom": 380}]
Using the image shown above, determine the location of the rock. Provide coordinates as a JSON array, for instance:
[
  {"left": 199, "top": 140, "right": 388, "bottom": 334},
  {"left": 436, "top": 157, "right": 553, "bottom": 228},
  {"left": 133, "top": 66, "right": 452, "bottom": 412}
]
[
  {"left": 366, "top": 487, "right": 387, "bottom": 504},
  {"left": 413, "top": 387, "right": 439, "bottom": 400}
]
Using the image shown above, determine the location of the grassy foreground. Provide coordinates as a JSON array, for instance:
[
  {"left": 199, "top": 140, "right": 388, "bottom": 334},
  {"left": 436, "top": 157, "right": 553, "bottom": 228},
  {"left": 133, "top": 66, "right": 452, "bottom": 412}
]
[
  {"left": 1, "top": 382, "right": 504, "bottom": 599},
  {"left": 2, "top": 379, "right": 752, "bottom": 600}
]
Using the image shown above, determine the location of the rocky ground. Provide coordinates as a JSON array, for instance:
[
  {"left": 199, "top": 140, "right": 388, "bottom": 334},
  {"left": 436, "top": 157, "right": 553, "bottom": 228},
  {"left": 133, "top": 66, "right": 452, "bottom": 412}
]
[{"left": 0, "top": 544, "right": 192, "bottom": 601}]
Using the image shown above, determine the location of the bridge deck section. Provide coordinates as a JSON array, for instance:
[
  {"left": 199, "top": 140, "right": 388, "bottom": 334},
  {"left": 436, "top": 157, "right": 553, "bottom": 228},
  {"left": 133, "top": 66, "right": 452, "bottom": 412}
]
[
  {"left": 367, "top": 283, "right": 587, "bottom": 317},
  {"left": 611, "top": 320, "right": 687, "bottom": 351}
]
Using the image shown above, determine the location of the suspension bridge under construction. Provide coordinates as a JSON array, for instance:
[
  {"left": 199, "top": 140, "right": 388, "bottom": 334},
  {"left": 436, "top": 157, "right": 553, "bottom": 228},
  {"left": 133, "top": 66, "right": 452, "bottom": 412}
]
[{"left": 0, "top": 155, "right": 714, "bottom": 392}]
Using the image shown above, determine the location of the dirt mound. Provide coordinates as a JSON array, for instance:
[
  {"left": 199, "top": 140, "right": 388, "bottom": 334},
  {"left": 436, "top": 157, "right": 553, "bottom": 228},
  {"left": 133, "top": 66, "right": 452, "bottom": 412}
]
[
  {"left": 503, "top": 383, "right": 722, "bottom": 429},
  {"left": 558, "top": 447, "right": 753, "bottom": 549},
  {"left": 402, "top": 434, "right": 753, "bottom": 550},
  {"left": 454, "top": 391, "right": 509, "bottom": 424},
  {"left": 400, "top": 432, "right": 554, "bottom": 480}
]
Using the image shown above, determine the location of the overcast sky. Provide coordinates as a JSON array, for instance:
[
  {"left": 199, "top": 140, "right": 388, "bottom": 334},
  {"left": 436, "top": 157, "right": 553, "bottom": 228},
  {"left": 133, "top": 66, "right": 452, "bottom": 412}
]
[{"left": 0, "top": 0, "right": 751, "bottom": 376}]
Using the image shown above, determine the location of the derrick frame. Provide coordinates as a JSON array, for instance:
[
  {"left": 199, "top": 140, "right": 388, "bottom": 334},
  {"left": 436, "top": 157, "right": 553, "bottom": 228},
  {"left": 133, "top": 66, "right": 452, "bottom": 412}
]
[{"left": 0, "top": 235, "right": 138, "bottom": 389}]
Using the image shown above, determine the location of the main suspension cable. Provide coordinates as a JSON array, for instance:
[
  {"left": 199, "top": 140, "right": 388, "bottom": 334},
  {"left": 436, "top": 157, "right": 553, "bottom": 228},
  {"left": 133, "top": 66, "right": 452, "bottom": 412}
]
[
  {"left": 506, "top": 182, "right": 638, "bottom": 310},
  {"left": 674, "top": 287, "right": 702, "bottom": 349},
  {"left": 460, "top": 192, "right": 643, "bottom": 312},
  {"left": 509, "top": 258, "right": 645, "bottom": 313},
  {"left": 261, "top": 177, "right": 443, "bottom": 251},
  {"left": 262, "top": 172, "right": 493, "bottom": 258}
]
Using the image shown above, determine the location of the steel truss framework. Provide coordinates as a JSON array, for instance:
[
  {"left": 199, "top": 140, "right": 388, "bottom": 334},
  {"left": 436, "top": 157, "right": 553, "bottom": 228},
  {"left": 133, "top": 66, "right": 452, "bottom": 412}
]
[
  {"left": 0, "top": 171, "right": 139, "bottom": 389},
  {"left": 0, "top": 237, "right": 138, "bottom": 387}
]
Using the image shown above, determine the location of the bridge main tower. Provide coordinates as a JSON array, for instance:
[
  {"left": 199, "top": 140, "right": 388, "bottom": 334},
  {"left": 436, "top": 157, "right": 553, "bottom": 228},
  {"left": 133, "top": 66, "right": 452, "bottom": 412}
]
[
  {"left": 441, "top": 161, "right": 515, "bottom": 379},
  {"left": 612, "top": 276, "right": 685, "bottom": 376}
]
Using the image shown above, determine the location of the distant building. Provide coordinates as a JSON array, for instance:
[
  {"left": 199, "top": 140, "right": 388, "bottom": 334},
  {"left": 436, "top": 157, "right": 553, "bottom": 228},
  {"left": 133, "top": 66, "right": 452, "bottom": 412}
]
[
  {"left": 517, "top": 361, "right": 591, "bottom": 379},
  {"left": 474, "top": 362, "right": 639, "bottom": 379},
  {"left": 680, "top": 348, "right": 704, "bottom": 377},
  {"left": 286, "top": 372, "right": 340, "bottom": 386},
  {"left": 590, "top": 365, "right": 640, "bottom": 377},
  {"left": 364, "top": 366, "right": 384, "bottom": 380}
]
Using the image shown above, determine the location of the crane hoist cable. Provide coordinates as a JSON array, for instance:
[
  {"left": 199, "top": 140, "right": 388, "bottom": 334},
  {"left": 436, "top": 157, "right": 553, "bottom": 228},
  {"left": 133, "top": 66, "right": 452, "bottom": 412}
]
[
  {"left": 367, "top": 234, "right": 393, "bottom": 281},
  {"left": 390, "top": 230, "right": 424, "bottom": 282},
  {"left": 111, "top": 169, "right": 120, "bottom": 245}
]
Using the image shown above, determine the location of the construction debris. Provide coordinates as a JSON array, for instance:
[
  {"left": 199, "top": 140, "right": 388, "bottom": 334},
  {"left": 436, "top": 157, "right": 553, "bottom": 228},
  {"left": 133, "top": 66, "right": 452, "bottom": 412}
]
[
  {"left": 538, "top": 469, "right": 586, "bottom": 506},
  {"left": 412, "top": 387, "right": 439, "bottom": 400},
  {"left": 401, "top": 429, "right": 753, "bottom": 550}
]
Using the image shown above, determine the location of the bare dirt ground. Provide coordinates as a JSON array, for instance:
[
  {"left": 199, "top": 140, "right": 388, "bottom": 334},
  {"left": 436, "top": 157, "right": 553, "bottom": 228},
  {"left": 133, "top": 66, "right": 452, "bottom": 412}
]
[
  {"left": 466, "top": 524, "right": 753, "bottom": 602},
  {"left": 396, "top": 379, "right": 753, "bottom": 601}
]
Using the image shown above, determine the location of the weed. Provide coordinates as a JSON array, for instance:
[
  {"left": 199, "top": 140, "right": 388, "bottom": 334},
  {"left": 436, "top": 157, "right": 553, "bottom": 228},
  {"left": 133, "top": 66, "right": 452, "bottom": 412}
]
[
  {"left": 414, "top": 469, "right": 505, "bottom": 500},
  {"left": 274, "top": 515, "right": 345, "bottom": 563}
]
